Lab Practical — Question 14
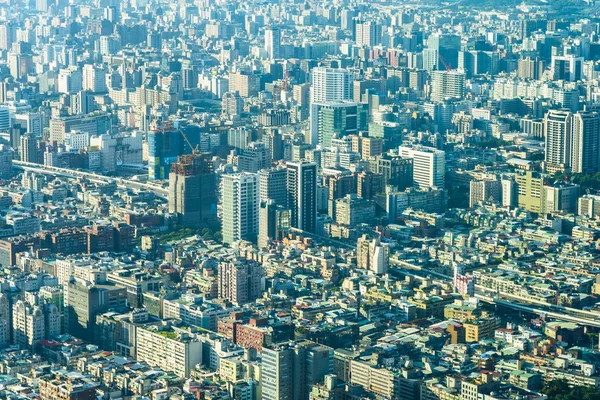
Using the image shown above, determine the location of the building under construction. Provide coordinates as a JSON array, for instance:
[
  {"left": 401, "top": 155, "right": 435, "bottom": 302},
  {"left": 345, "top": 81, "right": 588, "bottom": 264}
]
[{"left": 168, "top": 153, "right": 218, "bottom": 229}]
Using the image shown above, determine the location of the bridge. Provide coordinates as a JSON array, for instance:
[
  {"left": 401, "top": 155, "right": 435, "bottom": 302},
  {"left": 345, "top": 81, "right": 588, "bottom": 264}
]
[{"left": 13, "top": 161, "right": 169, "bottom": 199}]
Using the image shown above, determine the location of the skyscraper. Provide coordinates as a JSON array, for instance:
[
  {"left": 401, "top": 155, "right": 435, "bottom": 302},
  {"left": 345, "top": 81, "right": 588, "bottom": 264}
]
[
  {"left": 265, "top": 27, "right": 281, "bottom": 59},
  {"left": 258, "top": 199, "right": 291, "bottom": 248},
  {"left": 571, "top": 111, "right": 600, "bottom": 174},
  {"left": 168, "top": 154, "right": 218, "bottom": 229},
  {"left": 20, "top": 134, "right": 38, "bottom": 164},
  {"left": 430, "top": 70, "right": 466, "bottom": 102},
  {"left": 544, "top": 109, "right": 573, "bottom": 172},
  {"left": 310, "top": 67, "right": 354, "bottom": 145},
  {"left": 315, "top": 102, "right": 359, "bottom": 147},
  {"left": 222, "top": 173, "right": 260, "bottom": 244},
  {"left": 310, "top": 67, "right": 354, "bottom": 104},
  {"left": 398, "top": 146, "right": 446, "bottom": 189},
  {"left": 218, "top": 258, "right": 264, "bottom": 305},
  {"left": 259, "top": 167, "right": 288, "bottom": 207},
  {"left": 262, "top": 341, "right": 334, "bottom": 400},
  {"left": 354, "top": 20, "right": 382, "bottom": 47},
  {"left": 286, "top": 161, "right": 317, "bottom": 233}
]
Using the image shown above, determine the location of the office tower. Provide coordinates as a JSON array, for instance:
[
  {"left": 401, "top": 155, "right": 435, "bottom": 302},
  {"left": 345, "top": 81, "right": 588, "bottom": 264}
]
[
  {"left": 544, "top": 109, "right": 573, "bottom": 172},
  {"left": 368, "top": 121, "right": 403, "bottom": 150},
  {"left": 553, "top": 88, "right": 579, "bottom": 112},
  {"left": 356, "top": 235, "right": 389, "bottom": 274},
  {"left": 314, "top": 102, "right": 359, "bottom": 147},
  {"left": 234, "top": 142, "right": 272, "bottom": 173},
  {"left": 147, "top": 31, "right": 162, "bottom": 50},
  {"left": 49, "top": 113, "right": 111, "bottom": 145},
  {"left": 262, "top": 341, "right": 334, "bottom": 400},
  {"left": 552, "top": 54, "right": 584, "bottom": 82},
  {"left": 424, "top": 34, "right": 460, "bottom": 71},
  {"left": 0, "top": 145, "right": 12, "bottom": 179},
  {"left": 218, "top": 258, "right": 264, "bottom": 305},
  {"left": 430, "top": 70, "right": 465, "bottom": 102},
  {"left": 355, "top": 20, "right": 381, "bottom": 47},
  {"left": 222, "top": 173, "right": 260, "bottom": 244},
  {"left": 340, "top": 9, "right": 356, "bottom": 31},
  {"left": 222, "top": 91, "right": 244, "bottom": 118},
  {"left": 228, "top": 127, "right": 252, "bottom": 150},
  {"left": 310, "top": 68, "right": 354, "bottom": 145},
  {"left": 258, "top": 199, "right": 291, "bottom": 248},
  {"left": 398, "top": 146, "right": 446, "bottom": 189},
  {"left": 518, "top": 57, "right": 545, "bottom": 80},
  {"left": 259, "top": 167, "right": 288, "bottom": 207},
  {"left": 0, "top": 22, "right": 16, "bottom": 51},
  {"left": 229, "top": 72, "right": 260, "bottom": 98},
  {"left": 287, "top": 161, "right": 317, "bottom": 233},
  {"left": 262, "top": 128, "right": 284, "bottom": 161},
  {"left": 64, "top": 279, "right": 127, "bottom": 342},
  {"left": 169, "top": 154, "right": 218, "bottom": 229},
  {"left": 265, "top": 27, "right": 281, "bottom": 59},
  {"left": 571, "top": 111, "right": 600, "bottom": 174},
  {"left": 0, "top": 293, "right": 8, "bottom": 347},
  {"left": 14, "top": 112, "right": 43, "bottom": 137},
  {"left": 20, "top": 134, "right": 38, "bottom": 164},
  {"left": 470, "top": 179, "right": 502, "bottom": 207},
  {"left": 334, "top": 194, "right": 376, "bottom": 226},
  {"left": 357, "top": 171, "right": 384, "bottom": 200},
  {"left": 310, "top": 67, "right": 354, "bottom": 104},
  {"left": 370, "top": 154, "right": 414, "bottom": 189},
  {"left": 83, "top": 64, "right": 107, "bottom": 93}
]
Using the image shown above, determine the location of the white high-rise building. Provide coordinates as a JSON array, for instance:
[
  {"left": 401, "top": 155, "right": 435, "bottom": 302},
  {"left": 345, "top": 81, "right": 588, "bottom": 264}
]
[
  {"left": 430, "top": 70, "right": 465, "bottom": 102},
  {"left": 310, "top": 67, "right": 354, "bottom": 104},
  {"left": 310, "top": 67, "right": 354, "bottom": 144},
  {"left": 544, "top": 109, "right": 573, "bottom": 172},
  {"left": 83, "top": 64, "right": 107, "bottom": 93},
  {"left": 264, "top": 27, "right": 281, "bottom": 59},
  {"left": 222, "top": 173, "right": 260, "bottom": 244},
  {"left": 571, "top": 111, "right": 600, "bottom": 174},
  {"left": 399, "top": 145, "right": 446, "bottom": 189}
]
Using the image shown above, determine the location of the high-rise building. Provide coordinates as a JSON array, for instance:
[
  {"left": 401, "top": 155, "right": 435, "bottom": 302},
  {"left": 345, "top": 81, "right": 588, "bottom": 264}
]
[
  {"left": 83, "top": 64, "right": 107, "bottom": 93},
  {"left": 354, "top": 20, "right": 382, "bottom": 47},
  {"left": 430, "top": 70, "right": 465, "bottom": 102},
  {"left": 314, "top": 102, "right": 359, "bottom": 147},
  {"left": 229, "top": 72, "right": 260, "bottom": 98},
  {"left": 287, "top": 161, "right": 317, "bottom": 233},
  {"left": 310, "top": 67, "right": 354, "bottom": 104},
  {"left": 0, "top": 145, "right": 13, "bottom": 179},
  {"left": 262, "top": 341, "right": 334, "bottom": 400},
  {"left": 265, "top": 27, "right": 281, "bottom": 59},
  {"left": 470, "top": 179, "right": 502, "bottom": 207},
  {"left": 356, "top": 234, "right": 389, "bottom": 274},
  {"left": 258, "top": 199, "right": 291, "bottom": 248},
  {"left": 399, "top": 146, "right": 446, "bottom": 189},
  {"left": 218, "top": 258, "right": 264, "bottom": 305},
  {"left": 222, "top": 91, "right": 244, "bottom": 118},
  {"left": 259, "top": 167, "right": 288, "bottom": 207},
  {"left": 310, "top": 68, "right": 354, "bottom": 145},
  {"left": 571, "top": 111, "right": 600, "bottom": 174},
  {"left": 64, "top": 279, "right": 127, "bottom": 342},
  {"left": 544, "top": 109, "right": 573, "bottom": 173},
  {"left": 222, "top": 173, "right": 260, "bottom": 244},
  {"left": 20, "top": 134, "right": 38, "bottom": 164},
  {"left": 370, "top": 154, "right": 414, "bottom": 189},
  {"left": 517, "top": 57, "right": 545, "bottom": 80},
  {"left": 12, "top": 300, "right": 45, "bottom": 350}
]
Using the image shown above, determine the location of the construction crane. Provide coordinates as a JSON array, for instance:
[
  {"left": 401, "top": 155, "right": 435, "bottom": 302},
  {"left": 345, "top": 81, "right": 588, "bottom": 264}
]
[
  {"left": 178, "top": 129, "right": 200, "bottom": 156},
  {"left": 438, "top": 53, "right": 452, "bottom": 71}
]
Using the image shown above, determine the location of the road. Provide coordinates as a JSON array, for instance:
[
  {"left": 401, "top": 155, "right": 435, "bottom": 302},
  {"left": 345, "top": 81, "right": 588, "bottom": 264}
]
[
  {"left": 389, "top": 258, "right": 600, "bottom": 328},
  {"left": 13, "top": 161, "right": 169, "bottom": 199}
]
